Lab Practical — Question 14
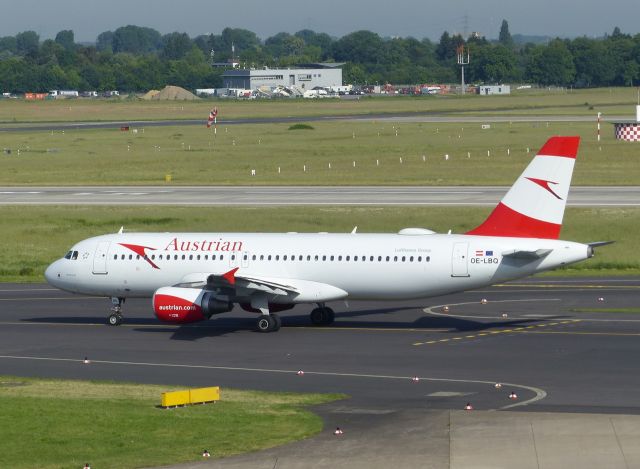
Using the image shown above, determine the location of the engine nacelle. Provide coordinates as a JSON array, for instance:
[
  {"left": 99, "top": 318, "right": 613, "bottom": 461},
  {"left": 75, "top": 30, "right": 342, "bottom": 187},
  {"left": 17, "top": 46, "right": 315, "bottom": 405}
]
[{"left": 153, "top": 287, "right": 233, "bottom": 323}]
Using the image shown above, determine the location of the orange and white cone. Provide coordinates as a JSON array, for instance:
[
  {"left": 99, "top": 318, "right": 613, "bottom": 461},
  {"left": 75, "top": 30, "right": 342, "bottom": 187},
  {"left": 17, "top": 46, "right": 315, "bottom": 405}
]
[
  {"left": 202, "top": 449, "right": 211, "bottom": 457},
  {"left": 481, "top": 298, "right": 488, "bottom": 305},
  {"left": 83, "top": 357, "right": 91, "bottom": 364},
  {"left": 494, "top": 383, "right": 502, "bottom": 389},
  {"left": 464, "top": 403, "right": 473, "bottom": 410},
  {"left": 411, "top": 376, "right": 419, "bottom": 382},
  {"left": 297, "top": 370, "right": 304, "bottom": 376},
  {"left": 442, "top": 306, "right": 450, "bottom": 313},
  {"left": 334, "top": 427, "right": 344, "bottom": 435},
  {"left": 509, "top": 392, "right": 518, "bottom": 400}
]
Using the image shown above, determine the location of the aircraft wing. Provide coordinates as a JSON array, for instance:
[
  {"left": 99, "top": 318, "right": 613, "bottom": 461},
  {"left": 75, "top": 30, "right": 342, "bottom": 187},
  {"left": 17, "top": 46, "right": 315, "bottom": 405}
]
[{"left": 175, "top": 268, "right": 347, "bottom": 302}]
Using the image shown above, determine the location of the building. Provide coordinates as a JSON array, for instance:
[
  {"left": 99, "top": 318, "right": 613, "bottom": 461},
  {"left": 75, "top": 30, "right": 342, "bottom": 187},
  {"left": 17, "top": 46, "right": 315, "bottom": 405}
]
[
  {"left": 222, "top": 63, "right": 343, "bottom": 91},
  {"left": 612, "top": 106, "right": 640, "bottom": 142},
  {"left": 477, "top": 85, "right": 511, "bottom": 96}
]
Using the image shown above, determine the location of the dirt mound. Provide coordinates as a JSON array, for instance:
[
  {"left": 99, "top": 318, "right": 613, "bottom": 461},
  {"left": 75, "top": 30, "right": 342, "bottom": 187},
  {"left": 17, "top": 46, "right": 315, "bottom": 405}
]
[
  {"left": 141, "top": 89, "right": 160, "bottom": 100},
  {"left": 151, "top": 85, "right": 199, "bottom": 100}
]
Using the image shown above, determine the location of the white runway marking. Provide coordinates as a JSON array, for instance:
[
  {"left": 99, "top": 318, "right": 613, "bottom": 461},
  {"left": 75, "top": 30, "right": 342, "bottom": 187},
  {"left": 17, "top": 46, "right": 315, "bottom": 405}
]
[{"left": 0, "top": 354, "right": 547, "bottom": 410}]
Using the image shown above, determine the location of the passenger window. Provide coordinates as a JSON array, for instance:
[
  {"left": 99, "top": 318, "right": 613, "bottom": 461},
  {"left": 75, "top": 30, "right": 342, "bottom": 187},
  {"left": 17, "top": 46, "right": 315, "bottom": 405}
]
[
  {"left": 378, "top": 256, "right": 382, "bottom": 261},
  {"left": 276, "top": 255, "right": 280, "bottom": 261},
  {"left": 188, "top": 255, "right": 193, "bottom": 260},
  {"left": 129, "top": 254, "right": 133, "bottom": 260},
  {"left": 394, "top": 256, "right": 398, "bottom": 262},
  {"left": 252, "top": 255, "right": 256, "bottom": 261},
  {"left": 330, "top": 255, "right": 334, "bottom": 261},
  {"left": 314, "top": 255, "right": 319, "bottom": 261},
  {"left": 338, "top": 255, "right": 342, "bottom": 261},
  {"left": 354, "top": 256, "right": 358, "bottom": 261},
  {"left": 426, "top": 256, "right": 431, "bottom": 262},
  {"left": 113, "top": 254, "right": 117, "bottom": 260},
  {"left": 410, "top": 256, "right": 414, "bottom": 262},
  {"left": 418, "top": 256, "right": 422, "bottom": 262},
  {"left": 322, "top": 255, "right": 326, "bottom": 261},
  {"left": 307, "top": 255, "right": 311, "bottom": 261},
  {"left": 370, "top": 256, "right": 374, "bottom": 261},
  {"left": 402, "top": 256, "right": 405, "bottom": 262},
  {"left": 268, "top": 255, "right": 272, "bottom": 261},
  {"left": 298, "top": 255, "right": 302, "bottom": 261},
  {"left": 283, "top": 255, "right": 288, "bottom": 261},
  {"left": 212, "top": 255, "right": 216, "bottom": 260},
  {"left": 260, "top": 255, "right": 264, "bottom": 260},
  {"left": 386, "top": 256, "right": 389, "bottom": 262},
  {"left": 121, "top": 254, "right": 125, "bottom": 260},
  {"left": 181, "top": 255, "right": 186, "bottom": 260},
  {"left": 220, "top": 255, "right": 224, "bottom": 260},
  {"left": 346, "top": 256, "right": 350, "bottom": 261}
]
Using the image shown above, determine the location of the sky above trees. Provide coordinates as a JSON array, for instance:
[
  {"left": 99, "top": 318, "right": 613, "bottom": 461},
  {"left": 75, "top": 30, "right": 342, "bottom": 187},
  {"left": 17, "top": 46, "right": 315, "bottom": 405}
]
[{"left": 1, "top": 0, "right": 638, "bottom": 43}]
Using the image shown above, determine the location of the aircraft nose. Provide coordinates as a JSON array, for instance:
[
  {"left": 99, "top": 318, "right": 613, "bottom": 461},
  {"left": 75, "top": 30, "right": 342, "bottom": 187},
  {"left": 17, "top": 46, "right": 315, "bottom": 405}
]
[{"left": 44, "top": 260, "right": 62, "bottom": 286}]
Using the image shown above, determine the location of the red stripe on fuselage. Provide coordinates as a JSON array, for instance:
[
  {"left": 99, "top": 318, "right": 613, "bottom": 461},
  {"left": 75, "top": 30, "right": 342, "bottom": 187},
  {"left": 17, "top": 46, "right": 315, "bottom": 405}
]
[{"left": 466, "top": 202, "right": 561, "bottom": 239}]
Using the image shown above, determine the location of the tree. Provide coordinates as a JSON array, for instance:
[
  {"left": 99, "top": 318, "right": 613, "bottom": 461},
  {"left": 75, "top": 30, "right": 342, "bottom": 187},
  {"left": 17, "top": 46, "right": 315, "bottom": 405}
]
[
  {"left": 162, "top": 32, "right": 192, "bottom": 60},
  {"left": 15, "top": 31, "right": 39, "bottom": 57},
  {"left": 469, "top": 44, "right": 519, "bottom": 83},
  {"left": 112, "top": 25, "right": 161, "bottom": 54},
  {"left": 526, "top": 39, "right": 575, "bottom": 86},
  {"left": 498, "top": 20, "right": 513, "bottom": 48},
  {"left": 55, "top": 30, "right": 75, "bottom": 51},
  {"left": 331, "top": 30, "right": 384, "bottom": 64},
  {"left": 96, "top": 31, "right": 114, "bottom": 52}
]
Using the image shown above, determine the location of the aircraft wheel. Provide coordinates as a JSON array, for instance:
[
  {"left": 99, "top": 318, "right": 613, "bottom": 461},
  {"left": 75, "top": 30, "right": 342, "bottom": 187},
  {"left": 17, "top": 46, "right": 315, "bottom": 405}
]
[
  {"left": 272, "top": 314, "right": 282, "bottom": 330},
  {"left": 256, "top": 315, "right": 278, "bottom": 332},
  {"left": 108, "top": 313, "right": 122, "bottom": 326},
  {"left": 310, "top": 307, "right": 334, "bottom": 326}
]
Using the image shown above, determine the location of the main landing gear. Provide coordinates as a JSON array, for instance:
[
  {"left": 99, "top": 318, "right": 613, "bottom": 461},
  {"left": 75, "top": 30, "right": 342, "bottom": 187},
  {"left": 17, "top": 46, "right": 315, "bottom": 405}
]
[
  {"left": 310, "top": 304, "right": 335, "bottom": 326},
  {"left": 256, "top": 313, "right": 281, "bottom": 333},
  {"left": 107, "top": 297, "right": 124, "bottom": 326}
]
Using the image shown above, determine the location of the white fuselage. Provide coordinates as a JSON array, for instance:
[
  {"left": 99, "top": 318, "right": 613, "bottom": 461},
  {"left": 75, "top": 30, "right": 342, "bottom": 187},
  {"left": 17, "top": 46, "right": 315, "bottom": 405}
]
[{"left": 45, "top": 231, "right": 591, "bottom": 303}]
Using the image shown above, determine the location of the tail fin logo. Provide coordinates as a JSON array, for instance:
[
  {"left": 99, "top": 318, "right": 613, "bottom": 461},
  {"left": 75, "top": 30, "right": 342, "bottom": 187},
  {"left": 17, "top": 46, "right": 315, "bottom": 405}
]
[{"left": 525, "top": 177, "right": 562, "bottom": 200}]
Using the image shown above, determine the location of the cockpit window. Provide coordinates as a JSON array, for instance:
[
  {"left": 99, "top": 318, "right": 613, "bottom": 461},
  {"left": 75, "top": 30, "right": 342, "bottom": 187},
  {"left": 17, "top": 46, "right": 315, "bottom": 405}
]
[{"left": 64, "top": 250, "right": 79, "bottom": 260}]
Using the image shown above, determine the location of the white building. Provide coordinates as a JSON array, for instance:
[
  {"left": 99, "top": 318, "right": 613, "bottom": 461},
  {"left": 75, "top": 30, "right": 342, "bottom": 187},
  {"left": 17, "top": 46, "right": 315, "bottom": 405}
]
[
  {"left": 477, "top": 85, "right": 511, "bottom": 96},
  {"left": 222, "top": 63, "right": 343, "bottom": 92}
]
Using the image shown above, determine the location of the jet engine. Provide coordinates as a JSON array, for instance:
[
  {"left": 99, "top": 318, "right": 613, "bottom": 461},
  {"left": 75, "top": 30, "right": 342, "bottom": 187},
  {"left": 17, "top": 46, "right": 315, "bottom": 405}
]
[{"left": 153, "top": 287, "right": 232, "bottom": 323}]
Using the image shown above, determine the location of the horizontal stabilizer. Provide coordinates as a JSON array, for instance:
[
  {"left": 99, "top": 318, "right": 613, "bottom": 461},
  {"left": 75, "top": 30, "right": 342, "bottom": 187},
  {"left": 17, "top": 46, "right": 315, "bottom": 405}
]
[
  {"left": 588, "top": 241, "right": 615, "bottom": 248},
  {"left": 502, "top": 248, "right": 553, "bottom": 260}
]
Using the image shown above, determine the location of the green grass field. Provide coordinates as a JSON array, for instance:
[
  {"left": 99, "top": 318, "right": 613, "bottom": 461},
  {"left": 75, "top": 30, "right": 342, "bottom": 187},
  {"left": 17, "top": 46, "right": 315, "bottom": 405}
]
[
  {"left": 0, "top": 376, "right": 342, "bottom": 468},
  {"left": 0, "top": 88, "right": 637, "bottom": 124},
  {"left": 1, "top": 120, "right": 638, "bottom": 185},
  {"left": 0, "top": 205, "right": 635, "bottom": 283}
]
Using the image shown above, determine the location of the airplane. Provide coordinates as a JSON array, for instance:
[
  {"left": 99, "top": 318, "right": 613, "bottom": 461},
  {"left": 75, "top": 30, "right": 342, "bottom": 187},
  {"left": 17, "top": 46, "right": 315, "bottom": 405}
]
[{"left": 44, "top": 136, "right": 609, "bottom": 332}]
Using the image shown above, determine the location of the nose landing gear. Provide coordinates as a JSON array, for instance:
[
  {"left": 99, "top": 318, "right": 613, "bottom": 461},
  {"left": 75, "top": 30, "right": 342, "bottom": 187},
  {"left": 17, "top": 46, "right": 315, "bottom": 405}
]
[
  {"left": 107, "top": 297, "right": 125, "bottom": 326},
  {"left": 310, "top": 304, "right": 335, "bottom": 326}
]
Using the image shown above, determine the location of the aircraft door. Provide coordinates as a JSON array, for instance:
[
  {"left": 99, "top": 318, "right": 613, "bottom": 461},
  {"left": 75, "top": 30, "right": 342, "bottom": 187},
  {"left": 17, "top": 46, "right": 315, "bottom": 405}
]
[
  {"left": 451, "top": 242, "right": 470, "bottom": 277},
  {"left": 92, "top": 241, "right": 110, "bottom": 274}
]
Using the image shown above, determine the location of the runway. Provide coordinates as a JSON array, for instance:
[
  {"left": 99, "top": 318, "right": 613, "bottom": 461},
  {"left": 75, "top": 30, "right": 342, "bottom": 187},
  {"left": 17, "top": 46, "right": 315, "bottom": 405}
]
[
  {"left": 2, "top": 278, "right": 639, "bottom": 414},
  {"left": 1, "top": 185, "right": 639, "bottom": 206},
  {"left": 0, "top": 113, "right": 625, "bottom": 134}
]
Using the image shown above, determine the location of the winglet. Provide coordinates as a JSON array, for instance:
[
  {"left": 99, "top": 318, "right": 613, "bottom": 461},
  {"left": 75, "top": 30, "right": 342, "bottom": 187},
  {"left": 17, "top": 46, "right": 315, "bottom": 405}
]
[{"left": 222, "top": 267, "right": 239, "bottom": 285}]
